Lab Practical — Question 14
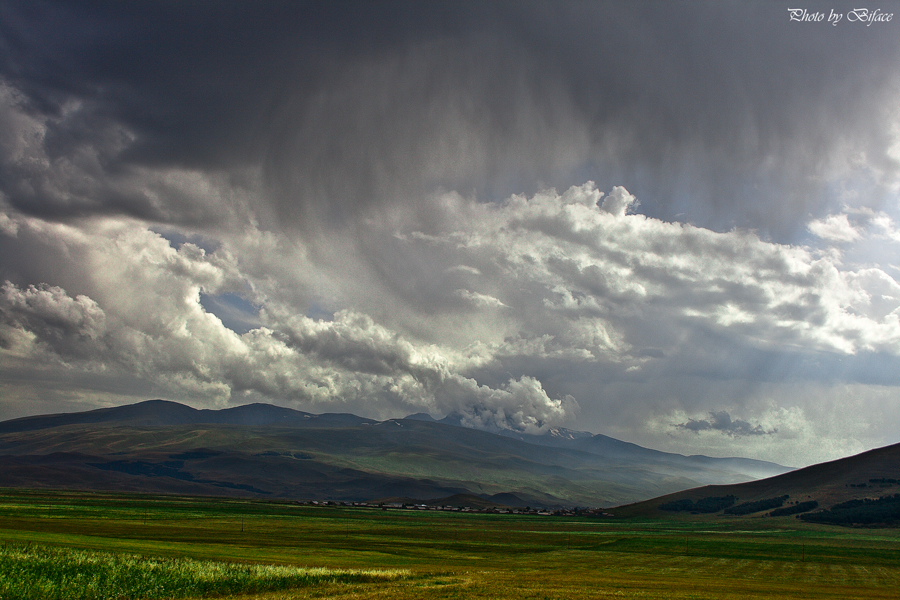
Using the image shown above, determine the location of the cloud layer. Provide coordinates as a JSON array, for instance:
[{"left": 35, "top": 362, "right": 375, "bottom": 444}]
[{"left": 2, "top": 2, "right": 900, "bottom": 465}]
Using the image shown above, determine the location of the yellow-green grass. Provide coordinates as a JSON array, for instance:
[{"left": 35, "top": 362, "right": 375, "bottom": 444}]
[
  {"left": 0, "top": 544, "right": 406, "bottom": 600},
  {"left": 1, "top": 489, "right": 899, "bottom": 599}
]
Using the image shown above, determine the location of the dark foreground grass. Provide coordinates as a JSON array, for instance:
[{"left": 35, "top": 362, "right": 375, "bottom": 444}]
[
  {"left": 1, "top": 489, "right": 899, "bottom": 599},
  {"left": 0, "top": 543, "right": 407, "bottom": 600}
]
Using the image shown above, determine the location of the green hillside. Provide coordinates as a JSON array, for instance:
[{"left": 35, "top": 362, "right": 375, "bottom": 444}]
[{"left": 613, "top": 442, "right": 900, "bottom": 525}]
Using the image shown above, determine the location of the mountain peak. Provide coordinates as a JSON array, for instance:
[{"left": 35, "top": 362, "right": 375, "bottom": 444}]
[
  {"left": 404, "top": 413, "right": 437, "bottom": 422},
  {"left": 546, "top": 427, "right": 593, "bottom": 441}
]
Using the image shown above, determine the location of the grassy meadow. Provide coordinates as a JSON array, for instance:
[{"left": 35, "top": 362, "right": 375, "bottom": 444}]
[
  {"left": 0, "top": 544, "right": 406, "bottom": 600},
  {"left": 1, "top": 489, "right": 899, "bottom": 599}
]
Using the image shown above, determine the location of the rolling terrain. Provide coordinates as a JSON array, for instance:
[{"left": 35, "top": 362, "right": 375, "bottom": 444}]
[{"left": 0, "top": 400, "right": 790, "bottom": 507}]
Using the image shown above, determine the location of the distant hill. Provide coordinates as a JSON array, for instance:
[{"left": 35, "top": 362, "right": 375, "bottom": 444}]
[
  {"left": 0, "top": 400, "right": 790, "bottom": 507},
  {"left": 612, "top": 441, "right": 900, "bottom": 524},
  {"left": 0, "top": 399, "right": 374, "bottom": 432},
  {"left": 410, "top": 411, "right": 788, "bottom": 481}
]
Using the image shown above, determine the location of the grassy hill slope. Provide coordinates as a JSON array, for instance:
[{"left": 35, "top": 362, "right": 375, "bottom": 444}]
[{"left": 612, "top": 441, "right": 900, "bottom": 521}]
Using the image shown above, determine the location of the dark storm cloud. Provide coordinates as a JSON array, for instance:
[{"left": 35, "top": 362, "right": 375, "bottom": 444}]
[
  {"left": 676, "top": 411, "right": 776, "bottom": 437},
  {"left": 2, "top": 1, "right": 898, "bottom": 234},
  {"left": 0, "top": 0, "right": 495, "bottom": 170},
  {"left": 263, "top": 0, "right": 900, "bottom": 238}
]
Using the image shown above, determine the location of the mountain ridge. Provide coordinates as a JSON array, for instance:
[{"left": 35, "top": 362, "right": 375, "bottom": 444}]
[
  {"left": 0, "top": 399, "right": 792, "bottom": 507},
  {"left": 0, "top": 399, "right": 376, "bottom": 433}
]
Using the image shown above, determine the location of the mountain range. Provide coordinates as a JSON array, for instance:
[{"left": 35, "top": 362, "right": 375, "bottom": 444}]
[{"left": 0, "top": 400, "right": 791, "bottom": 507}]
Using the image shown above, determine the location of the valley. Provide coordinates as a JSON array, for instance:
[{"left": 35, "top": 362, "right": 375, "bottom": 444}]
[
  {"left": 2, "top": 401, "right": 899, "bottom": 599},
  {"left": 1, "top": 488, "right": 898, "bottom": 600}
]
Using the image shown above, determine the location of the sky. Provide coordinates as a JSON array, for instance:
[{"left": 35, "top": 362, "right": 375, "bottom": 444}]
[{"left": 1, "top": 1, "right": 900, "bottom": 467}]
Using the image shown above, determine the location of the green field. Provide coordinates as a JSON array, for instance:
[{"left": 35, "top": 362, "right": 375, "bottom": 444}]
[{"left": 1, "top": 489, "right": 899, "bottom": 599}]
